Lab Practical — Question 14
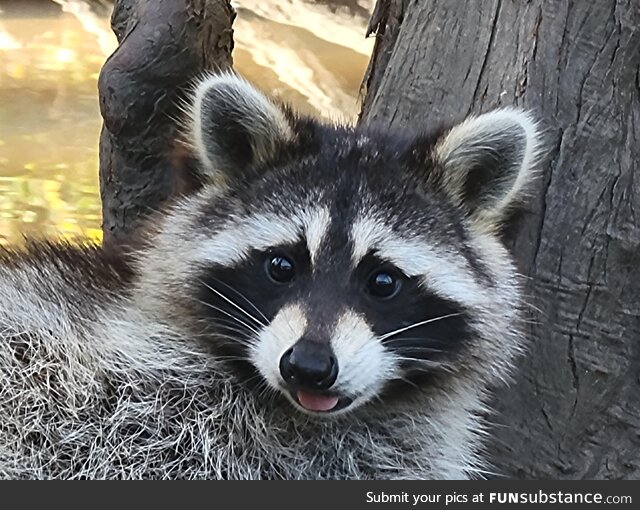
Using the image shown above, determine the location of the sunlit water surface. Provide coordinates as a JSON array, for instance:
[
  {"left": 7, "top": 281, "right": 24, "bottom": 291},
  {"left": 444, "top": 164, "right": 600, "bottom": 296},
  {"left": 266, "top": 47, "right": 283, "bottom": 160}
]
[{"left": 0, "top": 0, "right": 373, "bottom": 245}]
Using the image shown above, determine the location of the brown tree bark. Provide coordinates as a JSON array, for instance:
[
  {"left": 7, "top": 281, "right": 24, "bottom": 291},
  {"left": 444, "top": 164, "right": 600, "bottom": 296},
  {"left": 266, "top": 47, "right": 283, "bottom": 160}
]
[
  {"left": 98, "top": 0, "right": 234, "bottom": 246},
  {"left": 361, "top": 0, "right": 640, "bottom": 479}
]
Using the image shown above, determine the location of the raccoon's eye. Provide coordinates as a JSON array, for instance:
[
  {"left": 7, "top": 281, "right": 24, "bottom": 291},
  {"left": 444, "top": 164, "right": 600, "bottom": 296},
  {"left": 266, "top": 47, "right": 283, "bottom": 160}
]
[
  {"left": 266, "top": 254, "right": 296, "bottom": 284},
  {"left": 366, "top": 270, "right": 402, "bottom": 300}
]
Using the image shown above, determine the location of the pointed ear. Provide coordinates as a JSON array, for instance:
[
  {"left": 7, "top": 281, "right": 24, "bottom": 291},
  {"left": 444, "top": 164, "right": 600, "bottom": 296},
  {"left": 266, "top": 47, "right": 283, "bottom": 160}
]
[
  {"left": 187, "top": 72, "right": 294, "bottom": 181},
  {"left": 429, "top": 108, "right": 542, "bottom": 232}
]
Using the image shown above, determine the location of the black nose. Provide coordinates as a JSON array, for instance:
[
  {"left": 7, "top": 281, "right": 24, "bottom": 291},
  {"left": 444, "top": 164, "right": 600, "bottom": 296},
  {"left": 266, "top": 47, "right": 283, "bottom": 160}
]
[{"left": 279, "top": 341, "right": 338, "bottom": 391}]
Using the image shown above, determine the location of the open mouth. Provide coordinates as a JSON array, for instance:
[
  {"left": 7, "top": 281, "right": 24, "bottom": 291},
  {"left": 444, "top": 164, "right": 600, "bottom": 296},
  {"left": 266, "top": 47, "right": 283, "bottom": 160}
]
[{"left": 287, "top": 389, "right": 354, "bottom": 414}]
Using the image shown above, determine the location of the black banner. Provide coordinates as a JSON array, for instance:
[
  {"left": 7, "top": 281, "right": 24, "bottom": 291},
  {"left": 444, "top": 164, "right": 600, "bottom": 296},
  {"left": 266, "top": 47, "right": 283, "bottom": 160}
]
[{"left": 5, "top": 480, "right": 638, "bottom": 509}]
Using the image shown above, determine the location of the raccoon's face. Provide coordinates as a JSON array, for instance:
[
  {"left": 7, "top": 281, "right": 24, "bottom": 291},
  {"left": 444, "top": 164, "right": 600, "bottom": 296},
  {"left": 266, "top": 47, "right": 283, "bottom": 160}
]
[{"left": 145, "top": 74, "right": 541, "bottom": 417}]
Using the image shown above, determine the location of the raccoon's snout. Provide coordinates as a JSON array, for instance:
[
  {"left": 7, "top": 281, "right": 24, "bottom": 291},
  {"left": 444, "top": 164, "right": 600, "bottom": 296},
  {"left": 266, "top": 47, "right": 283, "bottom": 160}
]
[{"left": 279, "top": 340, "right": 338, "bottom": 391}]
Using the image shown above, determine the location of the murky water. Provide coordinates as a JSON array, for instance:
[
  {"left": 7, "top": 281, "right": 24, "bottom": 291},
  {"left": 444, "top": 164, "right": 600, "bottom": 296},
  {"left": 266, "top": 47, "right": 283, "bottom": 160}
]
[{"left": 0, "top": 0, "right": 374, "bottom": 245}]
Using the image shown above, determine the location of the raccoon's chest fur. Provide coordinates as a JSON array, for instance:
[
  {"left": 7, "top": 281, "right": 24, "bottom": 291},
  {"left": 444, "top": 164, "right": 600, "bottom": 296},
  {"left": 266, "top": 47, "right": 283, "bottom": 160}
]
[
  {"left": 0, "top": 307, "right": 465, "bottom": 480},
  {"left": 0, "top": 253, "right": 470, "bottom": 479}
]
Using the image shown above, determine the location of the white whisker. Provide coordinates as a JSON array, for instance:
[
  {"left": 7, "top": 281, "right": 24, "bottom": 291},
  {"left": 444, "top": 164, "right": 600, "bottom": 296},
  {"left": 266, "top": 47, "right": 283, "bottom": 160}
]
[
  {"left": 378, "top": 313, "right": 463, "bottom": 341},
  {"left": 208, "top": 276, "right": 269, "bottom": 324},
  {"left": 199, "top": 279, "right": 266, "bottom": 328},
  {"left": 195, "top": 299, "right": 261, "bottom": 335}
]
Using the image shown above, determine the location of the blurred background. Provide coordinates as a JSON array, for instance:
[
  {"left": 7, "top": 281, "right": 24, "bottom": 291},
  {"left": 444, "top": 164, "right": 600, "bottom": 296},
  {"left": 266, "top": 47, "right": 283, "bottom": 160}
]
[{"left": 0, "top": 0, "right": 374, "bottom": 245}]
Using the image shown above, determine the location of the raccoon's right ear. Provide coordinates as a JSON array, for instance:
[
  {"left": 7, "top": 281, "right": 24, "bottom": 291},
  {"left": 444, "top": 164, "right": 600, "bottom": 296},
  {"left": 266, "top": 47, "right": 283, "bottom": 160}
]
[
  {"left": 428, "top": 108, "right": 542, "bottom": 233},
  {"left": 188, "top": 72, "right": 294, "bottom": 181}
]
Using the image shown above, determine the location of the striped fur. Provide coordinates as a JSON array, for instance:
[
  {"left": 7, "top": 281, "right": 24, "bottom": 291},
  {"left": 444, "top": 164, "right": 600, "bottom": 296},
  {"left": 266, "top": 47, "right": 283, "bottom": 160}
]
[{"left": 0, "top": 74, "right": 543, "bottom": 479}]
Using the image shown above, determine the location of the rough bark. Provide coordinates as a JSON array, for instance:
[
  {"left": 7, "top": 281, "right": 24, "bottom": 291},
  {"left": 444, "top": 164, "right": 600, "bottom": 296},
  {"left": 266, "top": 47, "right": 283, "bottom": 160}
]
[
  {"left": 98, "top": 0, "right": 234, "bottom": 246},
  {"left": 361, "top": 0, "right": 640, "bottom": 479}
]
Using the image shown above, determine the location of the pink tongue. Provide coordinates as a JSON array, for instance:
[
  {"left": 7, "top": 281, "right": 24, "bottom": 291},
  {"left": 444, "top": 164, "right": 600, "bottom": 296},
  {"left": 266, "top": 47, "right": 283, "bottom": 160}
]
[{"left": 297, "top": 391, "right": 339, "bottom": 412}]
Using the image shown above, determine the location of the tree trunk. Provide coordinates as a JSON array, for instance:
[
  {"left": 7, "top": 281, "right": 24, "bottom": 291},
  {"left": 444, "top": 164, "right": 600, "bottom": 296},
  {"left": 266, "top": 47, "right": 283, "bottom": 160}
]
[
  {"left": 98, "top": 0, "right": 234, "bottom": 246},
  {"left": 361, "top": 0, "right": 640, "bottom": 479}
]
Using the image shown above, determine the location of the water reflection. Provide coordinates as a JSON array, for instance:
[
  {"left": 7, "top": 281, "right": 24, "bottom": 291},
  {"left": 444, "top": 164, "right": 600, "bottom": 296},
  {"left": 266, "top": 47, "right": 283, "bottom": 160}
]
[{"left": 0, "top": 0, "right": 374, "bottom": 245}]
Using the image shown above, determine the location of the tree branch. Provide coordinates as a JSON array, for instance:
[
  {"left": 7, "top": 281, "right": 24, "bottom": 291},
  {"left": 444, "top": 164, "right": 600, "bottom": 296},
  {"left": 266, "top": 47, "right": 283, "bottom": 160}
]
[{"left": 98, "top": 0, "right": 234, "bottom": 246}]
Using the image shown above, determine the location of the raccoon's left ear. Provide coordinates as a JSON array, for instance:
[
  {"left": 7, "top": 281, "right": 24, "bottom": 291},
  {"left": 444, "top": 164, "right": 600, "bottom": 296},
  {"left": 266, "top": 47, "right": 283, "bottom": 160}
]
[
  {"left": 188, "top": 72, "right": 294, "bottom": 181},
  {"left": 429, "top": 108, "right": 542, "bottom": 231}
]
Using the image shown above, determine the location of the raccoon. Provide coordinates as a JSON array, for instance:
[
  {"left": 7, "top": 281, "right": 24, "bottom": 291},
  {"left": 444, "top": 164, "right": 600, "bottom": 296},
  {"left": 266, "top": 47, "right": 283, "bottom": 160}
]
[{"left": 0, "top": 73, "right": 541, "bottom": 479}]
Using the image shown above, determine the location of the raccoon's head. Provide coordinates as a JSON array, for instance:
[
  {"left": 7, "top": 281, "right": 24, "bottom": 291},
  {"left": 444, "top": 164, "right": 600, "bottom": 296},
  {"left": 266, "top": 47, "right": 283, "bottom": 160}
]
[{"left": 138, "top": 73, "right": 541, "bottom": 417}]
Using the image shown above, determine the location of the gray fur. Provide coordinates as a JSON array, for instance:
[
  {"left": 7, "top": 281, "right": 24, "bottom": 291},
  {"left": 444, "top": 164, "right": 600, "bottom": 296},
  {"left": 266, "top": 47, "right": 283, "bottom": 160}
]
[
  {"left": 0, "top": 74, "right": 542, "bottom": 479},
  {"left": 0, "top": 254, "right": 482, "bottom": 478}
]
